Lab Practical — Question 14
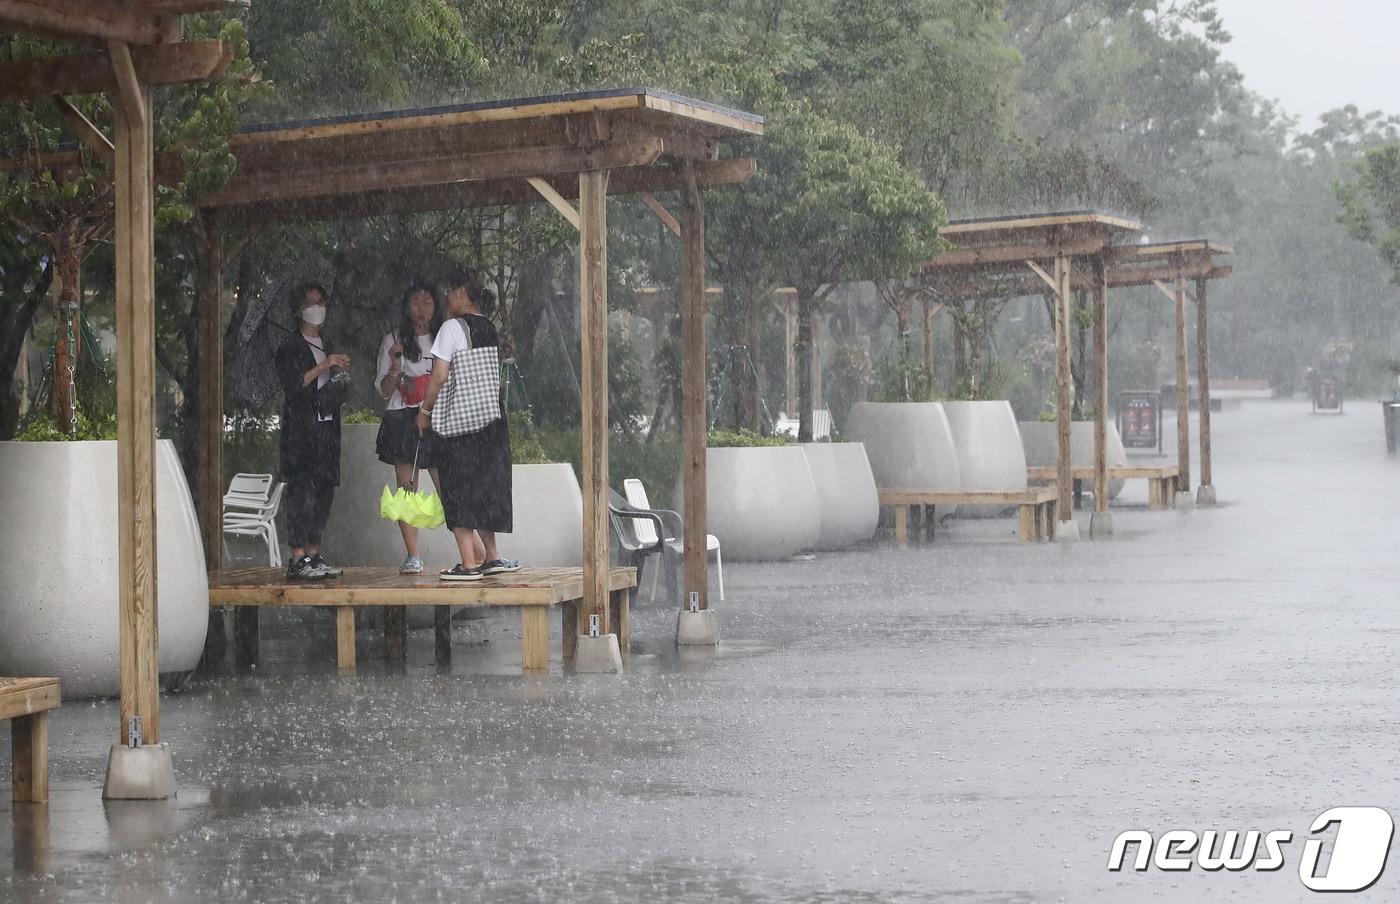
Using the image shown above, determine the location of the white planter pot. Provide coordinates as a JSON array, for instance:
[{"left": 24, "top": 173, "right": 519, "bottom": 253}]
[
  {"left": 800, "top": 443, "right": 879, "bottom": 550},
  {"left": 844, "top": 402, "right": 961, "bottom": 492},
  {"left": 1019, "top": 420, "right": 1128, "bottom": 499},
  {"left": 0, "top": 439, "right": 209, "bottom": 698},
  {"left": 319, "top": 426, "right": 583, "bottom": 625},
  {"left": 942, "top": 401, "right": 1028, "bottom": 518},
  {"left": 704, "top": 446, "right": 821, "bottom": 561}
]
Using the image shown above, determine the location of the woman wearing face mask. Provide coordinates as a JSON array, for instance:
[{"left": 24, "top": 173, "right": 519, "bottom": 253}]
[
  {"left": 416, "top": 268, "right": 518, "bottom": 581},
  {"left": 275, "top": 282, "right": 349, "bottom": 581},
  {"left": 375, "top": 281, "right": 445, "bottom": 574}
]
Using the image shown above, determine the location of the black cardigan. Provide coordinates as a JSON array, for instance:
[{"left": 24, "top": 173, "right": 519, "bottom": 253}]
[{"left": 274, "top": 330, "right": 343, "bottom": 484}]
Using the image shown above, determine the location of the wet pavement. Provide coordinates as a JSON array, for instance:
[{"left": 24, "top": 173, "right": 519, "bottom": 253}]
[{"left": 3, "top": 400, "right": 1398, "bottom": 902}]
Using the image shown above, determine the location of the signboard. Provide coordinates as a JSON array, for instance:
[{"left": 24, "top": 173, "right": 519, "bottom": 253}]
[{"left": 1117, "top": 391, "right": 1162, "bottom": 453}]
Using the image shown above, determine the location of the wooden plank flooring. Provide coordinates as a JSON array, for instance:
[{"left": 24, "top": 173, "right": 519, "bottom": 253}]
[{"left": 209, "top": 566, "right": 637, "bottom": 608}]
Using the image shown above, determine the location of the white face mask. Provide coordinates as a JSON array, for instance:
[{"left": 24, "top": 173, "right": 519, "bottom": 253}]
[{"left": 301, "top": 304, "right": 327, "bottom": 326}]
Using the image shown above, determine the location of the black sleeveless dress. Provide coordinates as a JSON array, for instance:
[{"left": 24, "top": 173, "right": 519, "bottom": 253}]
[{"left": 435, "top": 314, "right": 513, "bottom": 533}]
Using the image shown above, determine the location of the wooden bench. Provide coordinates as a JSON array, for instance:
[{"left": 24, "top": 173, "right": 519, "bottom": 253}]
[
  {"left": 208, "top": 566, "right": 637, "bottom": 673},
  {"left": 2, "top": 677, "right": 60, "bottom": 803},
  {"left": 879, "top": 487, "right": 1059, "bottom": 545},
  {"left": 1026, "top": 465, "right": 1179, "bottom": 510}
]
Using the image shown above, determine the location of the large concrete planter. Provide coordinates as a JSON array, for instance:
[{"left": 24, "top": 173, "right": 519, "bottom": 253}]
[
  {"left": 0, "top": 439, "right": 208, "bottom": 698},
  {"left": 844, "top": 402, "right": 961, "bottom": 492},
  {"left": 801, "top": 442, "right": 879, "bottom": 550},
  {"left": 704, "top": 446, "right": 821, "bottom": 561},
  {"left": 319, "top": 425, "right": 582, "bottom": 625},
  {"left": 942, "top": 401, "right": 1028, "bottom": 518},
  {"left": 1019, "top": 420, "right": 1128, "bottom": 499}
]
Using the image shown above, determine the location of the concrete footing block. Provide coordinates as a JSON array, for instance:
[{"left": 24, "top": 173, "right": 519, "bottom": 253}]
[
  {"left": 102, "top": 744, "right": 177, "bottom": 800},
  {"left": 1089, "top": 511, "right": 1115, "bottom": 538},
  {"left": 1196, "top": 485, "right": 1217, "bottom": 506},
  {"left": 1174, "top": 491, "right": 1196, "bottom": 512},
  {"left": 572, "top": 634, "right": 623, "bottom": 673},
  {"left": 676, "top": 608, "right": 720, "bottom": 646},
  {"left": 1053, "top": 519, "right": 1081, "bottom": 543}
]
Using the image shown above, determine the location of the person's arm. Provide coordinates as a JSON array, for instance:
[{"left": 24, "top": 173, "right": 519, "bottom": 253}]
[
  {"left": 376, "top": 334, "right": 401, "bottom": 400},
  {"left": 276, "top": 340, "right": 321, "bottom": 396},
  {"left": 414, "top": 358, "right": 451, "bottom": 434}
]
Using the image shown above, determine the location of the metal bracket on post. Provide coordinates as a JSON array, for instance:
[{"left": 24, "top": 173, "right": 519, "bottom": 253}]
[
  {"left": 127, "top": 715, "right": 142, "bottom": 749},
  {"left": 588, "top": 614, "right": 600, "bottom": 638},
  {"left": 688, "top": 591, "right": 700, "bottom": 613}
]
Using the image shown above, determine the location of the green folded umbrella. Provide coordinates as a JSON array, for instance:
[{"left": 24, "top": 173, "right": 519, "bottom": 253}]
[{"left": 379, "top": 484, "right": 445, "bottom": 529}]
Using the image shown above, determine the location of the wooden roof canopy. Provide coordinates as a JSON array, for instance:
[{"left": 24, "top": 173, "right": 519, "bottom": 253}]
[
  {"left": 198, "top": 88, "right": 763, "bottom": 227},
  {"left": 921, "top": 211, "right": 1232, "bottom": 299}
]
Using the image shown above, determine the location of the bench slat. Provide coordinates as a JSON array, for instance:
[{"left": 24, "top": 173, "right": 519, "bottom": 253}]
[
  {"left": 879, "top": 487, "right": 1057, "bottom": 506},
  {"left": 0, "top": 679, "right": 60, "bottom": 722},
  {"left": 208, "top": 566, "right": 637, "bottom": 608}
]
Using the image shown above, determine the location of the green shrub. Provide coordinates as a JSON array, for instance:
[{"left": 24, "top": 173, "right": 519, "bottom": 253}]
[
  {"left": 15, "top": 408, "right": 117, "bottom": 441},
  {"left": 343, "top": 408, "right": 382, "bottom": 425},
  {"left": 707, "top": 428, "right": 789, "bottom": 448}
]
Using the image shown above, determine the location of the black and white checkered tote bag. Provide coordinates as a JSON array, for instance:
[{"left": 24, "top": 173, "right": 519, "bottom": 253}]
[{"left": 431, "top": 322, "right": 501, "bottom": 437}]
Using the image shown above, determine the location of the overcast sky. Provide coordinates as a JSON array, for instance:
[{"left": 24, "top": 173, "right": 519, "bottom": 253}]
[{"left": 1210, "top": 0, "right": 1400, "bottom": 128}]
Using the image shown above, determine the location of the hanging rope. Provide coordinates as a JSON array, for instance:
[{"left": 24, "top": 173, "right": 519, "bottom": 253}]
[
  {"left": 63, "top": 302, "right": 78, "bottom": 434},
  {"left": 710, "top": 344, "right": 775, "bottom": 434}
]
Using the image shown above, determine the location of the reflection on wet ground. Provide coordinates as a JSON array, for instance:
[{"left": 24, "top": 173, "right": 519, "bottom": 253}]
[{"left": 3, "top": 401, "right": 1398, "bottom": 902}]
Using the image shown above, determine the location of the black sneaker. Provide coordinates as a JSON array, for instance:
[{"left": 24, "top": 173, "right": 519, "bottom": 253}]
[
  {"left": 439, "top": 564, "right": 484, "bottom": 582},
  {"left": 286, "top": 555, "right": 314, "bottom": 581},
  {"left": 309, "top": 554, "right": 343, "bottom": 579},
  {"left": 480, "top": 558, "right": 521, "bottom": 575}
]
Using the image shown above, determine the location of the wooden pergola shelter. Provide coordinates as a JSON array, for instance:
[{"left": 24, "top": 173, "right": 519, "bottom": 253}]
[
  {"left": 923, "top": 214, "right": 1234, "bottom": 533},
  {"left": 194, "top": 87, "right": 761, "bottom": 658},
  {"left": 1, "top": 0, "right": 762, "bottom": 797}
]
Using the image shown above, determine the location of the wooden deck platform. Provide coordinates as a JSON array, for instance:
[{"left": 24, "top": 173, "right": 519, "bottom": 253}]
[
  {"left": 208, "top": 566, "right": 637, "bottom": 672},
  {"left": 1, "top": 677, "right": 60, "bottom": 803},
  {"left": 1026, "top": 465, "right": 1179, "bottom": 509},
  {"left": 879, "top": 487, "right": 1059, "bottom": 544}
]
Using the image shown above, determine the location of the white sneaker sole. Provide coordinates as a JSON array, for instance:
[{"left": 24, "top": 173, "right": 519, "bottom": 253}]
[{"left": 439, "top": 572, "right": 482, "bottom": 582}]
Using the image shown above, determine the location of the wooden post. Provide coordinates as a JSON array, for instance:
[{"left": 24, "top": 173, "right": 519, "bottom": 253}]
[
  {"left": 111, "top": 43, "right": 159, "bottom": 748},
  {"left": 578, "top": 169, "right": 611, "bottom": 633},
  {"left": 921, "top": 299, "right": 936, "bottom": 400},
  {"left": 195, "top": 212, "right": 224, "bottom": 572},
  {"left": 1054, "top": 252, "right": 1074, "bottom": 523},
  {"left": 680, "top": 161, "right": 709, "bottom": 611},
  {"left": 1196, "top": 277, "right": 1213, "bottom": 495},
  {"left": 12, "top": 711, "right": 49, "bottom": 803},
  {"left": 335, "top": 606, "right": 355, "bottom": 670},
  {"left": 1175, "top": 264, "right": 1192, "bottom": 494},
  {"left": 1092, "top": 257, "right": 1109, "bottom": 515},
  {"left": 783, "top": 295, "right": 797, "bottom": 416}
]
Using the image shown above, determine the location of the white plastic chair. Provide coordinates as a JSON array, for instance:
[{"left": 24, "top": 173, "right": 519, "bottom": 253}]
[
  {"left": 773, "top": 410, "right": 834, "bottom": 440},
  {"left": 223, "top": 481, "right": 285, "bottom": 566},
  {"left": 623, "top": 478, "right": 723, "bottom": 603},
  {"left": 223, "top": 473, "right": 274, "bottom": 513}
]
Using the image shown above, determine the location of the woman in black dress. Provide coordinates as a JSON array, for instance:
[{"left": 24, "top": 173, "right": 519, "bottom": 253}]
[
  {"left": 274, "top": 282, "right": 349, "bottom": 580},
  {"left": 415, "top": 269, "right": 518, "bottom": 582}
]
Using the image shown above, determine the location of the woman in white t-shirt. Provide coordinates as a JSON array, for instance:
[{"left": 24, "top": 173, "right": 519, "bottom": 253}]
[{"left": 375, "top": 281, "right": 444, "bottom": 574}]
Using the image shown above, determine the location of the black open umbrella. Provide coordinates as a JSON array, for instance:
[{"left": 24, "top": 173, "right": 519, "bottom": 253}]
[{"left": 231, "top": 263, "right": 336, "bottom": 410}]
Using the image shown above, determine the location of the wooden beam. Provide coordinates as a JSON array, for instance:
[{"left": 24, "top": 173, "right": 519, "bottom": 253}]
[
  {"left": 51, "top": 96, "right": 113, "bottom": 166},
  {"left": 0, "top": 41, "right": 230, "bottom": 103},
  {"left": 110, "top": 41, "right": 161, "bottom": 752},
  {"left": 1196, "top": 277, "right": 1213, "bottom": 493},
  {"left": 201, "top": 137, "right": 666, "bottom": 209},
  {"left": 0, "top": 0, "right": 181, "bottom": 45},
  {"left": 679, "top": 161, "right": 708, "bottom": 612},
  {"left": 195, "top": 211, "right": 223, "bottom": 573},
  {"left": 144, "top": 0, "right": 249, "bottom": 12},
  {"left": 578, "top": 169, "right": 610, "bottom": 634},
  {"left": 208, "top": 155, "right": 758, "bottom": 227},
  {"left": 1092, "top": 257, "right": 1109, "bottom": 517},
  {"left": 638, "top": 191, "right": 681, "bottom": 238},
  {"left": 1174, "top": 269, "right": 1191, "bottom": 495},
  {"left": 1154, "top": 279, "right": 1197, "bottom": 306},
  {"left": 1054, "top": 254, "right": 1073, "bottom": 523},
  {"left": 926, "top": 234, "right": 1106, "bottom": 270},
  {"left": 929, "top": 262, "right": 1232, "bottom": 301},
  {"left": 526, "top": 176, "right": 579, "bottom": 230},
  {"left": 1026, "top": 260, "right": 1057, "bottom": 294}
]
